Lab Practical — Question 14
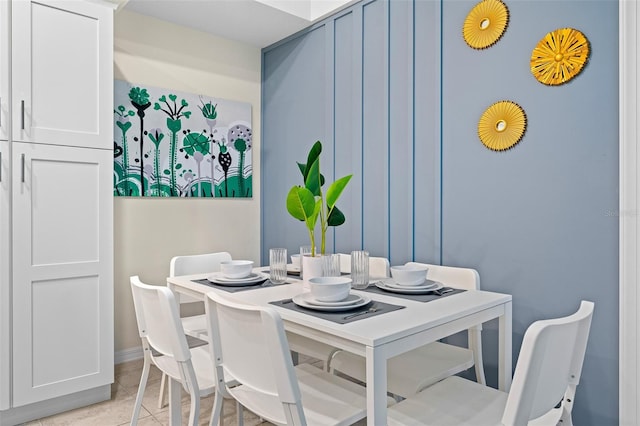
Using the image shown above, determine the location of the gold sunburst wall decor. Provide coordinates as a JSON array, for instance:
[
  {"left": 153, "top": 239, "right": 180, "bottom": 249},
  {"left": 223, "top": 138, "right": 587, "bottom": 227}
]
[
  {"left": 463, "top": 0, "right": 509, "bottom": 49},
  {"left": 530, "top": 28, "right": 590, "bottom": 86},
  {"left": 478, "top": 101, "right": 527, "bottom": 151}
]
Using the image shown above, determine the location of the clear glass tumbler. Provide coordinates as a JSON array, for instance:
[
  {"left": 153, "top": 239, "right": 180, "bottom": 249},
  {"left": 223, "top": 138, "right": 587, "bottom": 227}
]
[
  {"left": 351, "top": 250, "right": 370, "bottom": 289},
  {"left": 321, "top": 253, "right": 341, "bottom": 277},
  {"left": 299, "top": 245, "right": 312, "bottom": 275},
  {"left": 269, "top": 248, "right": 287, "bottom": 284}
]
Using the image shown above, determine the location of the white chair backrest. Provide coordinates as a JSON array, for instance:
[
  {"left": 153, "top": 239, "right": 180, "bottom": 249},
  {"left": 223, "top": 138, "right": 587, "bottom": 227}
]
[
  {"left": 405, "top": 261, "right": 480, "bottom": 291},
  {"left": 170, "top": 252, "right": 232, "bottom": 277},
  {"left": 205, "top": 291, "right": 305, "bottom": 423},
  {"left": 339, "top": 253, "right": 390, "bottom": 278},
  {"left": 502, "top": 300, "right": 595, "bottom": 425},
  {"left": 130, "top": 276, "right": 191, "bottom": 363}
]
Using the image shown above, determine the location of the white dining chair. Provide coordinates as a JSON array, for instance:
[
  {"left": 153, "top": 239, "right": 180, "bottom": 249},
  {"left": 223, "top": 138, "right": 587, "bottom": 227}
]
[
  {"left": 204, "top": 290, "right": 370, "bottom": 426},
  {"left": 158, "top": 251, "right": 233, "bottom": 409},
  {"left": 130, "top": 276, "right": 217, "bottom": 426},
  {"left": 386, "top": 300, "right": 594, "bottom": 426},
  {"left": 285, "top": 254, "right": 390, "bottom": 371},
  {"left": 329, "top": 261, "right": 484, "bottom": 399}
]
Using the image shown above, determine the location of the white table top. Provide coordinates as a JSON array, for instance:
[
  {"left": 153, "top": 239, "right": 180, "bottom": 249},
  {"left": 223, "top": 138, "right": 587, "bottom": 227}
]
[{"left": 167, "top": 273, "right": 511, "bottom": 349}]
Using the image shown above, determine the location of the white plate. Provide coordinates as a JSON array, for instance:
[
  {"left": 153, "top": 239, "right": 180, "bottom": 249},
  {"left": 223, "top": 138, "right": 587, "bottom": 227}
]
[
  {"left": 375, "top": 280, "right": 444, "bottom": 294},
  {"left": 207, "top": 272, "right": 268, "bottom": 286},
  {"left": 208, "top": 271, "right": 262, "bottom": 282},
  {"left": 292, "top": 293, "right": 372, "bottom": 312},
  {"left": 383, "top": 278, "right": 439, "bottom": 290},
  {"left": 299, "top": 292, "right": 364, "bottom": 307}
]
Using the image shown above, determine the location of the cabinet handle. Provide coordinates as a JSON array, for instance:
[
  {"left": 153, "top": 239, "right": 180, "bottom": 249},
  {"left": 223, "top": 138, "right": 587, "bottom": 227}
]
[
  {"left": 0, "top": 151, "right": 2, "bottom": 182},
  {"left": 21, "top": 154, "right": 25, "bottom": 183},
  {"left": 0, "top": 97, "right": 2, "bottom": 128},
  {"left": 21, "top": 100, "right": 25, "bottom": 130}
]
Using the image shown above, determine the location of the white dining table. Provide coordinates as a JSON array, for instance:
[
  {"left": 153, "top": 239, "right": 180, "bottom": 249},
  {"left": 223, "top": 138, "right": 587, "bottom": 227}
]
[{"left": 167, "top": 271, "right": 512, "bottom": 426}]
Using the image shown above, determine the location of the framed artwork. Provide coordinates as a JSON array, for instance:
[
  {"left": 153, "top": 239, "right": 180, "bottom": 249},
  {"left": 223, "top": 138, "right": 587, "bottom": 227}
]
[{"left": 114, "top": 79, "right": 253, "bottom": 197}]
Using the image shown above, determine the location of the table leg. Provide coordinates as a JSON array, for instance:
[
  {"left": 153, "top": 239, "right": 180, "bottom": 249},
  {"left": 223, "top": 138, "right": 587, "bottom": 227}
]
[
  {"left": 169, "top": 376, "right": 182, "bottom": 425},
  {"left": 167, "top": 283, "right": 181, "bottom": 305},
  {"left": 499, "top": 300, "right": 513, "bottom": 392},
  {"left": 365, "top": 345, "right": 387, "bottom": 425}
]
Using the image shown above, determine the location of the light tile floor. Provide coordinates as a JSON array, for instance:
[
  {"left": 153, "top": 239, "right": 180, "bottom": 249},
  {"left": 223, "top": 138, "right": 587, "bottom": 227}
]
[{"left": 22, "top": 355, "right": 323, "bottom": 426}]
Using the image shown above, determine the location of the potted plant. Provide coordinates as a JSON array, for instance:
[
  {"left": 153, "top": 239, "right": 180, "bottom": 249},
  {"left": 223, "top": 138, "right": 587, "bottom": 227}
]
[{"left": 286, "top": 141, "right": 352, "bottom": 279}]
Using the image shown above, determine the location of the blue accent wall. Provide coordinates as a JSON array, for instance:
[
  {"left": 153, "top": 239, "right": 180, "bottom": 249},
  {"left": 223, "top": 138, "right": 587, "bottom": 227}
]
[{"left": 261, "top": 0, "right": 619, "bottom": 423}]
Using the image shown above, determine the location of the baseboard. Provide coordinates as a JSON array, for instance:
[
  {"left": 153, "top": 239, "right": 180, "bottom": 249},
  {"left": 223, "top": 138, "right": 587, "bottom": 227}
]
[
  {"left": 0, "top": 385, "right": 110, "bottom": 426},
  {"left": 115, "top": 346, "right": 143, "bottom": 364}
]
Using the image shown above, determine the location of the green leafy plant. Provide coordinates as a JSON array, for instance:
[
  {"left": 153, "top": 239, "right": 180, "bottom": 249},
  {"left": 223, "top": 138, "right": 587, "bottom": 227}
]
[{"left": 286, "top": 141, "right": 352, "bottom": 257}]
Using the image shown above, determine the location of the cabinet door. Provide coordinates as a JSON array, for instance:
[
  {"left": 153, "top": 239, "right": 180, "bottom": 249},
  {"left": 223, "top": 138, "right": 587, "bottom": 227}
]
[
  {"left": 11, "top": 142, "right": 113, "bottom": 407},
  {"left": 0, "top": 140, "right": 9, "bottom": 411},
  {"left": 11, "top": 0, "right": 113, "bottom": 149},
  {"left": 0, "top": 1, "right": 9, "bottom": 411},
  {"left": 0, "top": 0, "right": 8, "bottom": 142}
]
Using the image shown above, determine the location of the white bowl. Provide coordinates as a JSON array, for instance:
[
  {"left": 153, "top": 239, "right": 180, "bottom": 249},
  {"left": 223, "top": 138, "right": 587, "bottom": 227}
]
[
  {"left": 308, "top": 276, "right": 352, "bottom": 302},
  {"left": 220, "top": 260, "right": 254, "bottom": 279},
  {"left": 390, "top": 265, "right": 428, "bottom": 286}
]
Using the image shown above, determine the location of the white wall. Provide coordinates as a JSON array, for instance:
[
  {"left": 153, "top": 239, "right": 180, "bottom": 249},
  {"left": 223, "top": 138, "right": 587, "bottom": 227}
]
[{"left": 113, "top": 9, "right": 262, "bottom": 354}]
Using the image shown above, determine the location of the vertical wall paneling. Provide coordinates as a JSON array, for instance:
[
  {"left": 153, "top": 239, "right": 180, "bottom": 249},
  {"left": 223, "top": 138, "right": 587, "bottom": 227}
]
[
  {"left": 388, "top": 0, "right": 414, "bottom": 265},
  {"left": 261, "top": 27, "right": 327, "bottom": 262},
  {"left": 334, "top": 9, "right": 363, "bottom": 254},
  {"left": 325, "top": 19, "right": 336, "bottom": 254},
  {"left": 361, "top": 0, "right": 389, "bottom": 258},
  {"left": 263, "top": 0, "right": 441, "bottom": 263},
  {"left": 413, "top": 0, "right": 441, "bottom": 264}
]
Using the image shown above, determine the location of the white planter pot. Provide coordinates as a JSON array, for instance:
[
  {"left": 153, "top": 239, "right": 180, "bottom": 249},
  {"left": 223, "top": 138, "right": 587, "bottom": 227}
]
[{"left": 302, "top": 255, "right": 323, "bottom": 285}]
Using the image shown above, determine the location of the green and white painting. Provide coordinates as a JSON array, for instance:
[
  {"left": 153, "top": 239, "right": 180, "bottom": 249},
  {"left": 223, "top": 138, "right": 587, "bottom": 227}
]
[{"left": 113, "top": 79, "right": 252, "bottom": 197}]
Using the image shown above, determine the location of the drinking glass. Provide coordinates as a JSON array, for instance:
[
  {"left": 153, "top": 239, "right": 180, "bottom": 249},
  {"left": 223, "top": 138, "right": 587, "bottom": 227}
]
[
  {"left": 300, "top": 245, "right": 312, "bottom": 275},
  {"left": 321, "top": 253, "right": 341, "bottom": 277},
  {"left": 269, "top": 248, "right": 287, "bottom": 284},
  {"left": 351, "top": 250, "right": 369, "bottom": 289},
  {"left": 290, "top": 254, "right": 301, "bottom": 270}
]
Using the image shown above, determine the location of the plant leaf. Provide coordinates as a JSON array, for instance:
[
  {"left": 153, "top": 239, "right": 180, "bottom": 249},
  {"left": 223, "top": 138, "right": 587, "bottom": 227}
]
[
  {"left": 326, "top": 174, "right": 352, "bottom": 208},
  {"left": 297, "top": 162, "right": 306, "bottom": 178},
  {"left": 286, "top": 186, "right": 316, "bottom": 222},
  {"left": 303, "top": 141, "right": 322, "bottom": 180},
  {"left": 305, "top": 158, "right": 321, "bottom": 196},
  {"left": 308, "top": 198, "right": 322, "bottom": 230},
  {"left": 327, "top": 206, "right": 346, "bottom": 226}
]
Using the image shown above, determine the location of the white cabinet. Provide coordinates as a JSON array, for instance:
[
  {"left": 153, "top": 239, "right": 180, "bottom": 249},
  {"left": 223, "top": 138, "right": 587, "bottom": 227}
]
[
  {"left": 0, "top": 139, "right": 9, "bottom": 412},
  {"left": 0, "top": 0, "right": 113, "bottom": 421},
  {"left": 11, "top": 142, "right": 113, "bottom": 406},
  {"left": 0, "top": 1, "right": 10, "bottom": 413},
  {"left": 0, "top": 0, "right": 8, "bottom": 142},
  {"left": 11, "top": 0, "right": 113, "bottom": 149}
]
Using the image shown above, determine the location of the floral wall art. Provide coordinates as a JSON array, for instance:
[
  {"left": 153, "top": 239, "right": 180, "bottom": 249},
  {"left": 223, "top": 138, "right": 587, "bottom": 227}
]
[{"left": 113, "top": 79, "right": 253, "bottom": 197}]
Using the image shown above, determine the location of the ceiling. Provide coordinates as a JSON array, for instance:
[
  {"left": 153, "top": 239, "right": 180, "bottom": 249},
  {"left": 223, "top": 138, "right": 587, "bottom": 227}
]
[{"left": 119, "top": 0, "right": 356, "bottom": 48}]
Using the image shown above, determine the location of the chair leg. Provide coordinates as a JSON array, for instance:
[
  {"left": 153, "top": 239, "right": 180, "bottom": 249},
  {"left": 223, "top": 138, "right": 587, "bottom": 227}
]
[
  {"left": 187, "top": 392, "right": 200, "bottom": 426},
  {"left": 130, "top": 354, "right": 151, "bottom": 426},
  {"left": 236, "top": 401, "right": 244, "bottom": 426},
  {"left": 209, "top": 392, "right": 224, "bottom": 426},
  {"left": 469, "top": 328, "right": 486, "bottom": 385},
  {"left": 158, "top": 372, "right": 167, "bottom": 409}
]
